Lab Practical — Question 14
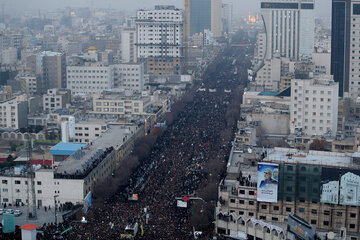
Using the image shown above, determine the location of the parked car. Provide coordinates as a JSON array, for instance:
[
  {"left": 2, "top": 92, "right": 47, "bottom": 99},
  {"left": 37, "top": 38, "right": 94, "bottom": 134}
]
[
  {"left": 5, "top": 209, "right": 14, "bottom": 214},
  {"left": 0, "top": 209, "right": 4, "bottom": 215},
  {"left": 14, "top": 210, "right": 22, "bottom": 216}
]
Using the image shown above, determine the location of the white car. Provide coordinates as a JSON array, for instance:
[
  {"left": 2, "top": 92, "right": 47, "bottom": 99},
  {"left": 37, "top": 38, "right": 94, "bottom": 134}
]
[
  {"left": 14, "top": 210, "right": 22, "bottom": 216},
  {"left": 5, "top": 209, "right": 14, "bottom": 214},
  {"left": 0, "top": 209, "right": 4, "bottom": 215}
]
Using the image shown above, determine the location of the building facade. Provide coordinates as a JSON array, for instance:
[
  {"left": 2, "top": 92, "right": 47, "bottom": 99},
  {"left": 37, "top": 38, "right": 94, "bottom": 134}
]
[
  {"left": 211, "top": 0, "right": 223, "bottom": 38},
  {"left": 189, "top": 0, "right": 211, "bottom": 36},
  {"left": 136, "top": 5, "right": 184, "bottom": 75},
  {"left": 290, "top": 78, "right": 339, "bottom": 136},
  {"left": 261, "top": 0, "right": 315, "bottom": 60},
  {"left": 113, "top": 63, "right": 145, "bottom": 92},
  {"left": 43, "top": 88, "right": 71, "bottom": 112},
  {"left": 0, "top": 96, "right": 27, "bottom": 130},
  {"left": 331, "top": 0, "right": 360, "bottom": 99},
  {"left": 121, "top": 27, "right": 137, "bottom": 63},
  {"left": 66, "top": 64, "right": 114, "bottom": 95}
]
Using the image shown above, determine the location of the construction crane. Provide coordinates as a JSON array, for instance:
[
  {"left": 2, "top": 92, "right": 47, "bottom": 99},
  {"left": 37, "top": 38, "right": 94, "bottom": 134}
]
[{"left": 26, "top": 137, "right": 37, "bottom": 219}]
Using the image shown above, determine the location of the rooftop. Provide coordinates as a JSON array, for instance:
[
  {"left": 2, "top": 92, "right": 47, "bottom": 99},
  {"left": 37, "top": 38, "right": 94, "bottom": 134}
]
[
  {"left": 50, "top": 142, "right": 87, "bottom": 156},
  {"left": 55, "top": 124, "right": 139, "bottom": 174},
  {"left": 264, "top": 147, "right": 352, "bottom": 168}
]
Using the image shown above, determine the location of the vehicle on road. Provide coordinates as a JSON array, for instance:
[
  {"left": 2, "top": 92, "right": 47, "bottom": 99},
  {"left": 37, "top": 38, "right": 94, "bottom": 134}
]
[
  {"left": 14, "top": 210, "right": 22, "bottom": 216},
  {"left": 5, "top": 209, "right": 14, "bottom": 214},
  {"left": 0, "top": 209, "right": 4, "bottom": 215}
]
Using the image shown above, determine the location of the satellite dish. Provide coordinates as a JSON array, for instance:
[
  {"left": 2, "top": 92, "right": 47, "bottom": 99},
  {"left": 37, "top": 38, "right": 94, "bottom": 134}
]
[
  {"left": 327, "top": 232, "right": 335, "bottom": 240},
  {"left": 248, "top": 148, "right": 253, "bottom": 154}
]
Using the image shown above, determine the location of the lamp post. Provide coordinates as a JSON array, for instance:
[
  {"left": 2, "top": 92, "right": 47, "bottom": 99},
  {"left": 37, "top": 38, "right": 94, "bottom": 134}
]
[{"left": 54, "top": 195, "right": 59, "bottom": 226}]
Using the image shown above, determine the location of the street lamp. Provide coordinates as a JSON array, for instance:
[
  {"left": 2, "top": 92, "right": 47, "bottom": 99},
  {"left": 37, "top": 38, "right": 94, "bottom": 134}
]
[{"left": 54, "top": 195, "right": 59, "bottom": 226}]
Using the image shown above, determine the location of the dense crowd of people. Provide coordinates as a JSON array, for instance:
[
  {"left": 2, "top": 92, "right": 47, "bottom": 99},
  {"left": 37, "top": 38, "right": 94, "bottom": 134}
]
[{"left": 0, "top": 32, "right": 252, "bottom": 240}]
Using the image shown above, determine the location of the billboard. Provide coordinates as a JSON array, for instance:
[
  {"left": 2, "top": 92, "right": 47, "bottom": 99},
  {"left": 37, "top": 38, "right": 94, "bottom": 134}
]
[
  {"left": 287, "top": 214, "right": 316, "bottom": 240},
  {"left": 2, "top": 213, "right": 15, "bottom": 233},
  {"left": 257, "top": 163, "right": 279, "bottom": 202},
  {"left": 320, "top": 168, "right": 340, "bottom": 204},
  {"left": 340, "top": 170, "right": 360, "bottom": 206}
]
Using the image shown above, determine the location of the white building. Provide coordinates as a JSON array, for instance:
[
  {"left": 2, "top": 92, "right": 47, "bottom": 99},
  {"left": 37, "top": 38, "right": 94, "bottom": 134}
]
[
  {"left": 261, "top": 0, "right": 315, "bottom": 60},
  {"left": 204, "top": 29, "right": 216, "bottom": 46},
  {"left": 256, "top": 58, "right": 281, "bottom": 91},
  {"left": 290, "top": 78, "right": 339, "bottom": 136},
  {"left": 121, "top": 27, "right": 137, "bottom": 63},
  {"left": 1, "top": 47, "right": 17, "bottom": 65},
  {"left": 66, "top": 63, "right": 114, "bottom": 95},
  {"left": 90, "top": 91, "right": 152, "bottom": 116},
  {"left": 0, "top": 96, "right": 28, "bottom": 130},
  {"left": 254, "top": 32, "right": 266, "bottom": 65},
  {"left": 136, "top": 5, "right": 184, "bottom": 59},
  {"left": 43, "top": 88, "right": 71, "bottom": 112},
  {"left": 74, "top": 121, "right": 108, "bottom": 143},
  {"left": 61, "top": 116, "right": 75, "bottom": 142},
  {"left": 113, "top": 63, "right": 145, "bottom": 92},
  {"left": 211, "top": 0, "right": 223, "bottom": 38},
  {"left": 0, "top": 124, "right": 143, "bottom": 207},
  {"left": 136, "top": 5, "right": 184, "bottom": 75}
]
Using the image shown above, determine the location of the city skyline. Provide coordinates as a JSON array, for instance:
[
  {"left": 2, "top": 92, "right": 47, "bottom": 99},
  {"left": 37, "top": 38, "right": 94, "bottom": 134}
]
[{"left": 5, "top": 0, "right": 332, "bottom": 17}]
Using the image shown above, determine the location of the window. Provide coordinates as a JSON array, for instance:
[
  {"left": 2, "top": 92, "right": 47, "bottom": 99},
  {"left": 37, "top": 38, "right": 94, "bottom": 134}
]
[
  {"left": 2, "top": 188, "right": 8, "bottom": 192},
  {"left": 15, "top": 180, "right": 21, "bottom": 184},
  {"left": 260, "top": 216, "right": 266, "bottom": 220},
  {"left": 249, "top": 191, "right": 255, "bottom": 195},
  {"left": 351, "top": 213, "right": 356, "bottom": 218},
  {"left": 230, "top": 199, "right": 235, "bottom": 203},
  {"left": 248, "top": 212, "right": 254, "bottom": 216},
  {"left": 261, "top": 205, "right": 267, "bottom": 209},
  {"left": 311, "top": 209, "right": 317, "bottom": 214},
  {"left": 273, "top": 206, "right": 279, "bottom": 211},
  {"left": 299, "top": 208, "right": 305, "bottom": 213},
  {"left": 272, "top": 217, "right": 278, "bottom": 221},
  {"left": 37, "top": 181, "right": 41, "bottom": 185},
  {"left": 311, "top": 220, "right": 317, "bottom": 225},
  {"left": 15, "top": 189, "right": 20, "bottom": 193},
  {"left": 37, "top": 190, "right": 42, "bottom": 194},
  {"left": 350, "top": 224, "right": 356, "bottom": 229},
  {"left": 239, "top": 190, "right": 245, "bottom": 194},
  {"left": 324, "top": 210, "right": 330, "bottom": 215},
  {"left": 337, "top": 212, "right": 343, "bottom": 216},
  {"left": 249, "top": 201, "right": 254, "bottom": 205},
  {"left": 2, "top": 180, "right": 7, "bottom": 184},
  {"left": 3, "top": 198, "right": 8, "bottom": 202},
  {"left": 324, "top": 221, "right": 329, "bottom": 226}
]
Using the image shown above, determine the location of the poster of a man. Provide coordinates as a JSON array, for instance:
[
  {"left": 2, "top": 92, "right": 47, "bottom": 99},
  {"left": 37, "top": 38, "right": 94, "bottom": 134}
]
[
  {"left": 259, "top": 168, "right": 278, "bottom": 188},
  {"left": 257, "top": 163, "right": 279, "bottom": 202}
]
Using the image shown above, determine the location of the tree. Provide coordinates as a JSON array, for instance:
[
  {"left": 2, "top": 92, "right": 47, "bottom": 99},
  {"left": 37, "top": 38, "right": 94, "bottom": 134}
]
[{"left": 310, "top": 139, "right": 328, "bottom": 151}]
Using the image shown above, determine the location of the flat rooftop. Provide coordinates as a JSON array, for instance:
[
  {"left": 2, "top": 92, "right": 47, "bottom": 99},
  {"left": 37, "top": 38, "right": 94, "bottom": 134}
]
[
  {"left": 264, "top": 147, "right": 352, "bottom": 168},
  {"left": 50, "top": 143, "right": 87, "bottom": 156},
  {"left": 55, "top": 124, "right": 139, "bottom": 174}
]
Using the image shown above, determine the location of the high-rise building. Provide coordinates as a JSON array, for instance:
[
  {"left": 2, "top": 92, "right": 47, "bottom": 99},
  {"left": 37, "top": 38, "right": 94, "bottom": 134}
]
[
  {"left": 26, "top": 51, "right": 66, "bottom": 93},
  {"left": 121, "top": 27, "right": 137, "bottom": 63},
  {"left": 136, "top": 5, "right": 184, "bottom": 75},
  {"left": 222, "top": 3, "right": 233, "bottom": 34},
  {"left": 331, "top": 0, "right": 360, "bottom": 98},
  {"left": 211, "top": 0, "right": 223, "bottom": 38},
  {"left": 290, "top": 78, "right": 339, "bottom": 136},
  {"left": 260, "top": 0, "right": 315, "bottom": 60},
  {"left": 189, "top": 0, "right": 211, "bottom": 36}
]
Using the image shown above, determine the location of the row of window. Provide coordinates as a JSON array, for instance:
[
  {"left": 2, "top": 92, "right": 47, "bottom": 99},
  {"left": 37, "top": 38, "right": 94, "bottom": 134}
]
[{"left": 2, "top": 180, "right": 42, "bottom": 185}]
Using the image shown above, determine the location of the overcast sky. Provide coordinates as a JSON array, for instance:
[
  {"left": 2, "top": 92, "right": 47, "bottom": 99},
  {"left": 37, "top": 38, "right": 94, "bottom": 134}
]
[{"left": 5, "top": 0, "right": 331, "bottom": 17}]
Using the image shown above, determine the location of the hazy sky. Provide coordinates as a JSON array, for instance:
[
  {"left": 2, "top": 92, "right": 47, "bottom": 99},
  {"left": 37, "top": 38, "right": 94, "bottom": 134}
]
[{"left": 6, "top": 0, "right": 331, "bottom": 17}]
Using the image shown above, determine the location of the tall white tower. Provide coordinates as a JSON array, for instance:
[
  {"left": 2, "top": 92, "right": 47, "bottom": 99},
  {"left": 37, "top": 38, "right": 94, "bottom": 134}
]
[{"left": 261, "top": 0, "right": 315, "bottom": 60}]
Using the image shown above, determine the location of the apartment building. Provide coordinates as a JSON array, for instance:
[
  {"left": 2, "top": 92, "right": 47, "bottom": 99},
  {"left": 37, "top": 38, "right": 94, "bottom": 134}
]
[
  {"left": 90, "top": 91, "right": 151, "bottom": 116},
  {"left": 43, "top": 88, "right": 71, "bottom": 112},
  {"left": 66, "top": 63, "right": 114, "bottom": 95},
  {"left": 136, "top": 5, "right": 184, "bottom": 75},
  {"left": 74, "top": 121, "right": 108, "bottom": 143},
  {"left": 290, "top": 78, "right": 339, "bottom": 136},
  {"left": 113, "top": 63, "right": 145, "bottom": 92},
  {"left": 0, "top": 96, "right": 27, "bottom": 130}
]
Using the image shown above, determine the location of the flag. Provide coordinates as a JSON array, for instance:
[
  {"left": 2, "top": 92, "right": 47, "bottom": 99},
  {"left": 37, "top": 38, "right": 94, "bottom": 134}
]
[{"left": 140, "top": 224, "right": 144, "bottom": 236}]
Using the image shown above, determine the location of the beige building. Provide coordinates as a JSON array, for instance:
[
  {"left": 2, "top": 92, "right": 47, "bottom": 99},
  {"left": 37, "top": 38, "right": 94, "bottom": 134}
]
[{"left": 90, "top": 91, "right": 151, "bottom": 116}]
